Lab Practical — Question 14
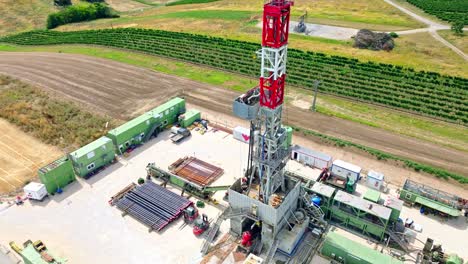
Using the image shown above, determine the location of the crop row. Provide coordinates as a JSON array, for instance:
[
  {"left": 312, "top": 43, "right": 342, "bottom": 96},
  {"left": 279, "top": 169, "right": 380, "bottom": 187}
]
[
  {"left": 406, "top": 0, "right": 468, "bottom": 24},
  {"left": 1, "top": 28, "right": 466, "bottom": 123}
]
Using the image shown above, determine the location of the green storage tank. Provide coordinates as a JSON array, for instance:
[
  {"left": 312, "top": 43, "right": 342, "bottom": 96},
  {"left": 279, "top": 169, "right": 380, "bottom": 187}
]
[
  {"left": 321, "top": 231, "right": 403, "bottom": 264},
  {"left": 179, "top": 109, "right": 201, "bottom": 128},
  {"left": 38, "top": 156, "right": 76, "bottom": 194},
  {"left": 69, "top": 137, "right": 116, "bottom": 178}
]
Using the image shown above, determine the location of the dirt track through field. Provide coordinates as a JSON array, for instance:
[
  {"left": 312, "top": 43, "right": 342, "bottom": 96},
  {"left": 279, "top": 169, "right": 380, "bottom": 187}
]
[{"left": 0, "top": 52, "right": 466, "bottom": 177}]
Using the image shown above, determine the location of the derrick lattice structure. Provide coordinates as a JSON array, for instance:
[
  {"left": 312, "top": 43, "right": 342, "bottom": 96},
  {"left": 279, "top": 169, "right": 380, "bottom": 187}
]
[{"left": 253, "top": 0, "right": 293, "bottom": 203}]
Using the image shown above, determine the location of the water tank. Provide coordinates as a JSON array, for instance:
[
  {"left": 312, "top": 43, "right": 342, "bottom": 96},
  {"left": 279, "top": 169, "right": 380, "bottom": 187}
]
[{"left": 311, "top": 196, "right": 322, "bottom": 206}]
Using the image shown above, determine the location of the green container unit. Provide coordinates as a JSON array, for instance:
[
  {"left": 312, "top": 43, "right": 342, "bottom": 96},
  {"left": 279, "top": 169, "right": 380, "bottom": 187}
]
[
  {"left": 399, "top": 179, "right": 461, "bottom": 217},
  {"left": 446, "top": 254, "right": 464, "bottom": 264},
  {"left": 179, "top": 109, "right": 201, "bottom": 128},
  {"left": 148, "top": 97, "right": 186, "bottom": 129},
  {"left": 384, "top": 196, "right": 403, "bottom": 223},
  {"left": 69, "top": 137, "right": 116, "bottom": 178},
  {"left": 310, "top": 181, "right": 337, "bottom": 217},
  {"left": 320, "top": 230, "right": 403, "bottom": 264},
  {"left": 107, "top": 113, "right": 158, "bottom": 154},
  {"left": 364, "top": 189, "right": 381, "bottom": 204},
  {"left": 38, "top": 156, "right": 76, "bottom": 194},
  {"left": 20, "top": 241, "right": 65, "bottom": 264},
  {"left": 330, "top": 190, "right": 391, "bottom": 241}
]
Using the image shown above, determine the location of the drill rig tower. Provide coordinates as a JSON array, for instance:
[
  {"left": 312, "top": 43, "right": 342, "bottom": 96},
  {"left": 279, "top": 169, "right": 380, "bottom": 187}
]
[
  {"left": 230, "top": 0, "right": 307, "bottom": 256},
  {"left": 234, "top": 0, "right": 293, "bottom": 204},
  {"left": 255, "top": 0, "right": 292, "bottom": 203}
]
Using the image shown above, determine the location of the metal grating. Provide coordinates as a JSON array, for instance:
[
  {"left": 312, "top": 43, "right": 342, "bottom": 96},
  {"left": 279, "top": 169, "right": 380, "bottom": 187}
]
[
  {"left": 116, "top": 181, "right": 192, "bottom": 231},
  {"left": 170, "top": 156, "right": 224, "bottom": 186}
]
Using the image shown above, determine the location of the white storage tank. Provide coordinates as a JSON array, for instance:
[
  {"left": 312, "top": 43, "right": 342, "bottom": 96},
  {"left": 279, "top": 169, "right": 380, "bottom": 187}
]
[
  {"left": 366, "top": 170, "right": 385, "bottom": 190},
  {"left": 233, "top": 126, "right": 251, "bottom": 143},
  {"left": 291, "top": 145, "right": 332, "bottom": 169},
  {"left": 330, "top": 160, "right": 361, "bottom": 182},
  {"left": 23, "top": 182, "right": 48, "bottom": 201}
]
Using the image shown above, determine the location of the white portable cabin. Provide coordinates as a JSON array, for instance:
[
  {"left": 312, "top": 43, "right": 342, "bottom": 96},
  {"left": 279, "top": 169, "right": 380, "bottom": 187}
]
[
  {"left": 233, "top": 126, "right": 251, "bottom": 144},
  {"left": 330, "top": 160, "right": 362, "bottom": 182},
  {"left": 366, "top": 170, "right": 385, "bottom": 190},
  {"left": 23, "top": 182, "right": 48, "bottom": 201},
  {"left": 291, "top": 145, "right": 332, "bottom": 169}
]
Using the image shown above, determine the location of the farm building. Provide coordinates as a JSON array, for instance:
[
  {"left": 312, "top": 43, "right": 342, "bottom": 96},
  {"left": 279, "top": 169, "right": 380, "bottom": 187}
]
[
  {"left": 291, "top": 145, "right": 332, "bottom": 169},
  {"left": 107, "top": 97, "right": 186, "bottom": 153},
  {"left": 69, "top": 137, "right": 116, "bottom": 178},
  {"left": 38, "top": 156, "right": 76, "bottom": 194}
]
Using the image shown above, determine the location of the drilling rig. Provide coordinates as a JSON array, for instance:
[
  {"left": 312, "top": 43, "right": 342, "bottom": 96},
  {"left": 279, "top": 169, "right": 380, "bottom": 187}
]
[
  {"left": 233, "top": 0, "right": 293, "bottom": 204},
  {"left": 230, "top": 0, "right": 313, "bottom": 259}
]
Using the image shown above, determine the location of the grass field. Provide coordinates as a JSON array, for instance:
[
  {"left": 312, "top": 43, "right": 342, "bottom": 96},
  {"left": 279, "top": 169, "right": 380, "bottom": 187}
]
[
  {"left": 1, "top": 44, "right": 465, "bottom": 153},
  {"left": 0, "top": 75, "right": 119, "bottom": 149},
  {"left": 0, "top": 118, "right": 63, "bottom": 195},
  {"left": 438, "top": 30, "right": 467, "bottom": 54},
  {"left": 0, "top": 0, "right": 56, "bottom": 36}
]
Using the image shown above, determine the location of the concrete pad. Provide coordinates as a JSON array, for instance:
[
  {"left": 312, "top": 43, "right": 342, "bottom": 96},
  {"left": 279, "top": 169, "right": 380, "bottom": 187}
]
[{"left": 0, "top": 129, "right": 247, "bottom": 264}]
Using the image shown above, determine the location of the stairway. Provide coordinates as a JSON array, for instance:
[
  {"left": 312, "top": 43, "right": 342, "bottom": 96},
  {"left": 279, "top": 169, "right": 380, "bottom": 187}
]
[
  {"left": 201, "top": 208, "right": 231, "bottom": 254},
  {"left": 264, "top": 239, "right": 279, "bottom": 264},
  {"left": 144, "top": 123, "right": 159, "bottom": 142},
  {"left": 302, "top": 194, "right": 325, "bottom": 221}
]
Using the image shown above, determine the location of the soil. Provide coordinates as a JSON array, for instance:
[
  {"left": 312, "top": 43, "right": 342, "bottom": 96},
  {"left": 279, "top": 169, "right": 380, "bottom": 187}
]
[
  {"left": 105, "top": 0, "right": 148, "bottom": 12},
  {"left": 0, "top": 119, "right": 63, "bottom": 194},
  {"left": 0, "top": 52, "right": 466, "bottom": 195}
]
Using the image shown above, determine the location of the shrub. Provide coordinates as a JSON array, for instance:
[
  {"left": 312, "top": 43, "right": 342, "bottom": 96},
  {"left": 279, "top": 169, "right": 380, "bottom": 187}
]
[
  {"left": 389, "top": 32, "right": 399, "bottom": 38},
  {"left": 138, "top": 178, "right": 145, "bottom": 185},
  {"left": 54, "top": 0, "right": 72, "bottom": 7},
  {"left": 451, "top": 20, "right": 464, "bottom": 35},
  {"left": 46, "top": 3, "right": 119, "bottom": 29}
]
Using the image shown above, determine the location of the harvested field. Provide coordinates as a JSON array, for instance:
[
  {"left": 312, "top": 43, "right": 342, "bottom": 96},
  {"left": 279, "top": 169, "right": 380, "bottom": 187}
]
[
  {"left": 0, "top": 52, "right": 466, "bottom": 178},
  {"left": 170, "top": 156, "right": 224, "bottom": 186},
  {"left": 0, "top": 119, "right": 62, "bottom": 194}
]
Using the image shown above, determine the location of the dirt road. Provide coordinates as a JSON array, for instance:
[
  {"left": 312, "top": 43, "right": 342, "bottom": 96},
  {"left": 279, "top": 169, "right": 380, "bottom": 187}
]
[{"left": 0, "top": 52, "right": 466, "bottom": 177}]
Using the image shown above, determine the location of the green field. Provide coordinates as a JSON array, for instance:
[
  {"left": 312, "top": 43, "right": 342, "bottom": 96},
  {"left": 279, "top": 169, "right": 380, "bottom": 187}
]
[
  {"left": 1, "top": 43, "right": 466, "bottom": 153},
  {"left": 405, "top": 0, "right": 468, "bottom": 24},
  {"left": 3, "top": 29, "right": 466, "bottom": 124}
]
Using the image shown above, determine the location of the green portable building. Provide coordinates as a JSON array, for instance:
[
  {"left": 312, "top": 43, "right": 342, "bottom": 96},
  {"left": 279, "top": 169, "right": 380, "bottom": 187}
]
[
  {"left": 38, "top": 156, "right": 76, "bottom": 194},
  {"left": 107, "top": 97, "right": 186, "bottom": 153},
  {"left": 148, "top": 97, "right": 186, "bottom": 128},
  {"left": 364, "top": 189, "right": 381, "bottom": 204},
  {"left": 107, "top": 113, "right": 158, "bottom": 153},
  {"left": 69, "top": 137, "right": 115, "bottom": 178},
  {"left": 330, "top": 190, "right": 391, "bottom": 240},
  {"left": 179, "top": 109, "right": 201, "bottom": 128},
  {"left": 320, "top": 230, "right": 403, "bottom": 264},
  {"left": 19, "top": 240, "right": 65, "bottom": 264}
]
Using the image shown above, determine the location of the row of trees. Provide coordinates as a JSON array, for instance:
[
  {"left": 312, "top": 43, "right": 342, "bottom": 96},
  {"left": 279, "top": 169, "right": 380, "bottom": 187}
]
[{"left": 47, "top": 3, "right": 118, "bottom": 29}]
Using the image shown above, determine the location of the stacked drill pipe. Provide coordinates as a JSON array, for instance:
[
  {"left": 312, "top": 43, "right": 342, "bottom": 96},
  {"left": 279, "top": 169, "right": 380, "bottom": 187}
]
[
  {"left": 116, "top": 181, "right": 192, "bottom": 231},
  {"left": 170, "top": 156, "right": 224, "bottom": 186}
]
